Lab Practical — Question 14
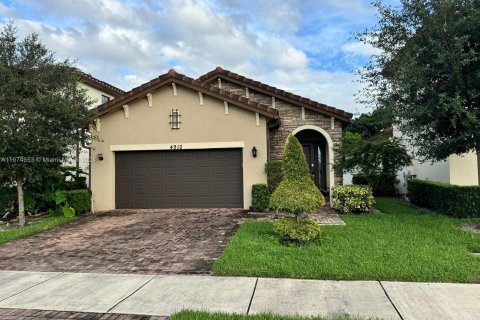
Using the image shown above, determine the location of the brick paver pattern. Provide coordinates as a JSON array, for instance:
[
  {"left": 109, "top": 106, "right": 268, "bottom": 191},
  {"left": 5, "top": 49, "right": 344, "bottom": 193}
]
[
  {"left": 0, "top": 308, "right": 167, "bottom": 320},
  {"left": 0, "top": 209, "right": 245, "bottom": 274}
]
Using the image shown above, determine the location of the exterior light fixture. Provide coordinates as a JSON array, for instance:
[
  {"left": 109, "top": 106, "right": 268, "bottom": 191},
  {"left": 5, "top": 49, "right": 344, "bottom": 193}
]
[
  {"left": 251, "top": 146, "right": 257, "bottom": 158},
  {"left": 97, "top": 154, "right": 104, "bottom": 161}
]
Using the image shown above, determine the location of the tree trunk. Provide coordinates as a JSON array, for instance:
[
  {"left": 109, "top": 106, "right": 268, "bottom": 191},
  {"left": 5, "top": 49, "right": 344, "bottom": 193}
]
[{"left": 16, "top": 177, "right": 25, "bottom": 227}]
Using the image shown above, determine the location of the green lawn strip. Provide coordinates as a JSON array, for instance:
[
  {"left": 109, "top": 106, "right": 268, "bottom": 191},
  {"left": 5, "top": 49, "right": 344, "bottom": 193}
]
[
  {"left": 0, "top": 214, "right": 75, "bottom": 245},
  {"left": 171, "top": 310, "right": 376, "bottom": 320},
  {"left": 213, "top": 197, "right": 480, "bottom": 283}
]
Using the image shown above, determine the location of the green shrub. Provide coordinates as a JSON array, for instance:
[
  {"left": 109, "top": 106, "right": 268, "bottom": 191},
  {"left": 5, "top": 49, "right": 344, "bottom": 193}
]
[
  {"left": 64, "top": 189, "right": 91, "bottom": 214},
  {"left": 265, "top": 160, "right": 283, "bottom": 193},
  {"left": 251, "top": 184, "right": 270, "bottom": 211},
  {"left": 408, "top": 179, "right": 480, "bottom": 218},
  {"left": 0, "top": 186, "right": 17, "bottom": 216},
  {"left": 331, "top": 185, "right": 375, "bottom": 214},
  {"left": 270, "top": 135, "right": 325, "bottom": 214},
  {"left": 270, "top": 182, "right": 324, "bottom": 214},
  {"left": 273, "top": 218, "right": 321, "bottom": 244},
  {"left": 352, "top": 173, "right": 398, "bottom": 196}
]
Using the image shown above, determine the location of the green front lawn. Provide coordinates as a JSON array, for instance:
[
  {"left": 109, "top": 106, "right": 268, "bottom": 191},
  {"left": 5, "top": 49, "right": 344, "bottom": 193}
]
[
  {"left": 172, "top": 310, "right": 376, "bottom": 320},
  {"left": 0, "top": 214, "right": 75, "bottom": 245},
  {"left": 213, "top": 197, "right": 480, "bottom": 283}
]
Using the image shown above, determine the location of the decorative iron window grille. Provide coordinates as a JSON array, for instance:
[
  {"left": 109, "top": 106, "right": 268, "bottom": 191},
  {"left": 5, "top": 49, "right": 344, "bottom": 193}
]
[{"left": 169, "top": 109, "right": 181, "bottom": 129}]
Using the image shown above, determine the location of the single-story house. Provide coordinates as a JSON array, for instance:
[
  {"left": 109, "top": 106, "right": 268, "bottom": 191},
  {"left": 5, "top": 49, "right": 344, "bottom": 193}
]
[{"left": 90, "top": 67, "right": 352, "bottom": 211}]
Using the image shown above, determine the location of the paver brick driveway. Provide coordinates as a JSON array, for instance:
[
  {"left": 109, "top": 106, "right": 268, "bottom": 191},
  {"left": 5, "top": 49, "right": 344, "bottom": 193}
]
[{"left": 0, "top": 209, "right": 245, "bottom": 274}]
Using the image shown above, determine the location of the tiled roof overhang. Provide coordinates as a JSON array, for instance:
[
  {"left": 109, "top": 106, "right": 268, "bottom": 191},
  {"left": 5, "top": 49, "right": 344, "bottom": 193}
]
[
  {"left": 198, "top": 67, "right": 353, "bottom": 123},
  {"left": 79, "top": 72, "right": 125, "bottom": 97},
  {"left": 97, "top": 69, "right": 279, "bottom": 119}
]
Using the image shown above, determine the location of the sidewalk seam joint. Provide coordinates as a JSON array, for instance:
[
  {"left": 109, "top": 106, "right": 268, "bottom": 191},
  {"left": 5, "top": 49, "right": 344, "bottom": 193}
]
[
  {"left": 0, "top": 272, "right": 65, "bottom": 303},
  {"left": 105, "top": 274, "right": 157, "bottom": 314},
  {"left": 246, "top": 277, "right": 258, "bottom": 315},
  {"left": 379, "top": 281, "right": 404, "bottom": 320}
]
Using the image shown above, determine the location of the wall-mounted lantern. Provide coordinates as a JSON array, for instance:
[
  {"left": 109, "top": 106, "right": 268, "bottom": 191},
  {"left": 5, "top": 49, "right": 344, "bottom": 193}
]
[
  {"left": 251, "top": 146, "right": 257, "bottom": 158},
  {"left": 97, "top": 154, "right": 104, "bottom": 161}
]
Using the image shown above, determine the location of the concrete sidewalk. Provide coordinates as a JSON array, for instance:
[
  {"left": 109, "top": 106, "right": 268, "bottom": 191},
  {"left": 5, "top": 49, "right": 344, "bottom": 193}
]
[{"left": 0, "top": 271, "right": 479, "bottom": 320}]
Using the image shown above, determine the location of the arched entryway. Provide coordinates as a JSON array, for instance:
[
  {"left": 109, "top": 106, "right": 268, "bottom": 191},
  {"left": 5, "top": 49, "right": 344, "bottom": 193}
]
[
  {"left": 291, "top": 125, "right": 335, "bottom": 197},
  {"left": 295, "top": 129, "right": 328, "bottom": 193}
]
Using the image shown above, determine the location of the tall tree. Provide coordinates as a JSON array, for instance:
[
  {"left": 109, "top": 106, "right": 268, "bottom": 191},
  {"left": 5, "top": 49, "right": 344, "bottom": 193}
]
[
  {"left": 359, "top": 0, "right": 480, "bottom": 161},
  {"left": 334, "top": 132, "right": 412, "bottom": 181},
  {"left": 0, "top": 22, "right": 94, "bottom": 226},
  {"left": 346, "top": 107, "right": 393, "bottom": 139}
]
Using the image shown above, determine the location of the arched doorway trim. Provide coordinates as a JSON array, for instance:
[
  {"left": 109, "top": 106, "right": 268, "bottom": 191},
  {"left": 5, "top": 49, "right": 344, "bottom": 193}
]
[{"left": 290, "top": 125, "right": 335, "bottom": 194}]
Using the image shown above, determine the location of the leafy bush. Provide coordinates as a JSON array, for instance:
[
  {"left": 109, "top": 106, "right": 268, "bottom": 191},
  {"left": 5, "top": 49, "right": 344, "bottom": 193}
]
[
  {"left": 265, "top": 161, "right": 283, "bottom": 193},
  {"left": 64, "top": 190, "right": 91, "bottom": 214},
  {"left": 273, "top": 218, "right": 321, "bottom": 244},
  {"left": 270, "top": 182, "right": 324, "bottom": 214},
  {"left": 270, "top": 135, "right": 325, "bottom": 214},
  {"left": 0, "top": 186, "right": 35, "bottom": 218},
  {"left": 408, "top": 179, "right": 480, "bottom": 218},
  {"left": 331, "top": 185, "right": 375, "bottom": 214},
  {"left": 0, "top": 186, "right": 17, "bottom": 217},
  {"left": 251, "top": 184, "right": 270, "bottom": 211},
  {"left": 352, "top": 173, "right": 398, "bottom": 196}
]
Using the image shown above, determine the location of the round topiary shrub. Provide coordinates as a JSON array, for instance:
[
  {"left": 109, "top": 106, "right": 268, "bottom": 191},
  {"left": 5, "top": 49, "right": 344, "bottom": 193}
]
[
  {"left": 269, "top": 135, "right": 325, "bottom": 214},
  {"left": 331, "top": 185, "right": 375, "bottom": 214},
  {"left": 273, "top": 217, "right": 321, "bottom": 244}
]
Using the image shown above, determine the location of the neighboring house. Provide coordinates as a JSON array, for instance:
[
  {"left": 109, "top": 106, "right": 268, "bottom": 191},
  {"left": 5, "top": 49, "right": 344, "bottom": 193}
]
[
  {"left": 63, "top": 71, "right": 125, "bottom": 185},
  {"left": 90, "top": 67, "right": 352, "bottom": 211},
  {"left": 393, "top": 128, "right": 480, "bottom": 195},
  {"left": 343, "top": 126, "right": 480, "bottom": 193}
]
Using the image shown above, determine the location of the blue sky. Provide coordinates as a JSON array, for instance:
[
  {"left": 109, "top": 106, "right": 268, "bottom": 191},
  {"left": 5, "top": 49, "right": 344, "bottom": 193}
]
[{"left": 0, "top": 0, "right": 399, "bottom": 114}]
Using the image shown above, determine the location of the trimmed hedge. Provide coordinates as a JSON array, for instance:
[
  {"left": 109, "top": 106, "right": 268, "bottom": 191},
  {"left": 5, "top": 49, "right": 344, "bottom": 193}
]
[
  {"left": 273, "top": 217, "right": 321, "bottom": 244},
  {"left": 352, "top": 173, "right": 398, "bottom": 196},
  {"left": 265, "top": 160, "right": 283, "bottom": 193},
  {"left": 64, "top": 189, "right": 91, "bottom": 214},
  {"left": 251, "top": 184, "right": 270, "bottom": 211},
  {"left": 407, "top": 179, "right": 480, "bottom": 218},
  {"left": 331, "top": 185, "right": 375, "bottom": 214}
]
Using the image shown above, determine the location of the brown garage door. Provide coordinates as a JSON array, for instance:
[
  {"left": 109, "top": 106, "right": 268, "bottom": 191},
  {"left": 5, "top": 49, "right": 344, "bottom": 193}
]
[{"left": 115, "top": 149, "right": 243, "bottom": 208}]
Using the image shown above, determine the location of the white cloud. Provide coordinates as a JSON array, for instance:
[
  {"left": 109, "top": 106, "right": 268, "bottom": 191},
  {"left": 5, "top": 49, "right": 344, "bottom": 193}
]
[
  {"left": 342, "top": 41, "right": 381, "bottom": 57},
  {"left": 263, "top": 38, "right": 308, "bottom": 69},
  {"left": 0, "top": 0, "right": 374, "bottom": 114}
]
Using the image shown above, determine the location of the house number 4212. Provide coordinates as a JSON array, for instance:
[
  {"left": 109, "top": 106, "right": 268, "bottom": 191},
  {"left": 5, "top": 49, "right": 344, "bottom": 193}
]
[{"left": 170, "top": 144, "right": 183, "bottom": 150}]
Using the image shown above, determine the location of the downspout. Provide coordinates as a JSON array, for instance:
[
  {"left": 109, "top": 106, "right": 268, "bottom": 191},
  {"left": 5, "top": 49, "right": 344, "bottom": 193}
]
[{"left": 81, "top": 128, "right": 94, "bottom": 214}]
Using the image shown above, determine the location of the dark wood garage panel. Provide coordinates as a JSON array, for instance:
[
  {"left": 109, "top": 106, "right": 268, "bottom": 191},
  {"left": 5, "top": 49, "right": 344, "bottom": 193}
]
[{"left": 115, "top": 149, "right": 243, "bottom": 208}]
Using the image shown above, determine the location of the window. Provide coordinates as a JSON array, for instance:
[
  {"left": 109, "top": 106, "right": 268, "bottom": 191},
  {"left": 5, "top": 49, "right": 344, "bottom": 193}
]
[
  {"left": 101, "top": 95, "right": 110, "bottom": 104},
  {"left": 169, "top": 109, "right": 181, "bottom": 129}
]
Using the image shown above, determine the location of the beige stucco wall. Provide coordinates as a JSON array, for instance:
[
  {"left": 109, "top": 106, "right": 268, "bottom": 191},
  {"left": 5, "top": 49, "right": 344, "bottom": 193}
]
[
  {"left": 393, "top": 127, "right": 480, "bottom": 193},
  {"left": 91, "top": 84, "right": 268, "bottom": 211},
  {"left": 79, "top": 82, "right": 115, "bottom": 110},
  {"left": 449, "top": 152, "right": 479, "bottom": 186},
  {"left": 64, "top": 83, "right": 116, "bottom": 182}
]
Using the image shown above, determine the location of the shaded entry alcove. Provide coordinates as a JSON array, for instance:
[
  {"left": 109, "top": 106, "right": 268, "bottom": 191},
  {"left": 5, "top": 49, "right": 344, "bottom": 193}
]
[{"left": 295, "top": 129, "right": 328, "bottom": 194}]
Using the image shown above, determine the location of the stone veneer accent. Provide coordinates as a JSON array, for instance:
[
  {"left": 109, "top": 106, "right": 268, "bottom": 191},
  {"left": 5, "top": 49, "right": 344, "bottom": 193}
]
[{"left": 213, "top": 79, "right": 344, "bottom": 186}]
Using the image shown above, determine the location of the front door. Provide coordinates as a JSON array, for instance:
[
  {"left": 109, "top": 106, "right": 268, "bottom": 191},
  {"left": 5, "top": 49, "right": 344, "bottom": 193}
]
[
  {"left": 301, "top": 142, "right": 327, "bottom": 194},
  {"left": 302, "top": 143, "right": 319, "bottom": 188}
]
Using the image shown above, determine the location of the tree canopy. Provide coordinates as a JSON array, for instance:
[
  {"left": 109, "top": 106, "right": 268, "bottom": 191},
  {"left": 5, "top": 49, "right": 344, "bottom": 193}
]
[
  {"left": 334, "top": 132, "right": 412, "bottom": 178},
  {"left": 0, "top": 22, "right": 95, "bottom": 225},
  {"left": 359, "top": 0, "right": 480, "bottom": 161},
  {"left": 346, "top": 107, "right": 393, "bottom": 139}
]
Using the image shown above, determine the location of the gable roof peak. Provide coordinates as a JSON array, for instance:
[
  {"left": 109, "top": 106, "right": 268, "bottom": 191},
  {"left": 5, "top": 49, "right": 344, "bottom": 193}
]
[{"left": 96, "top": 69, "right": 279, "bottom": 119}]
